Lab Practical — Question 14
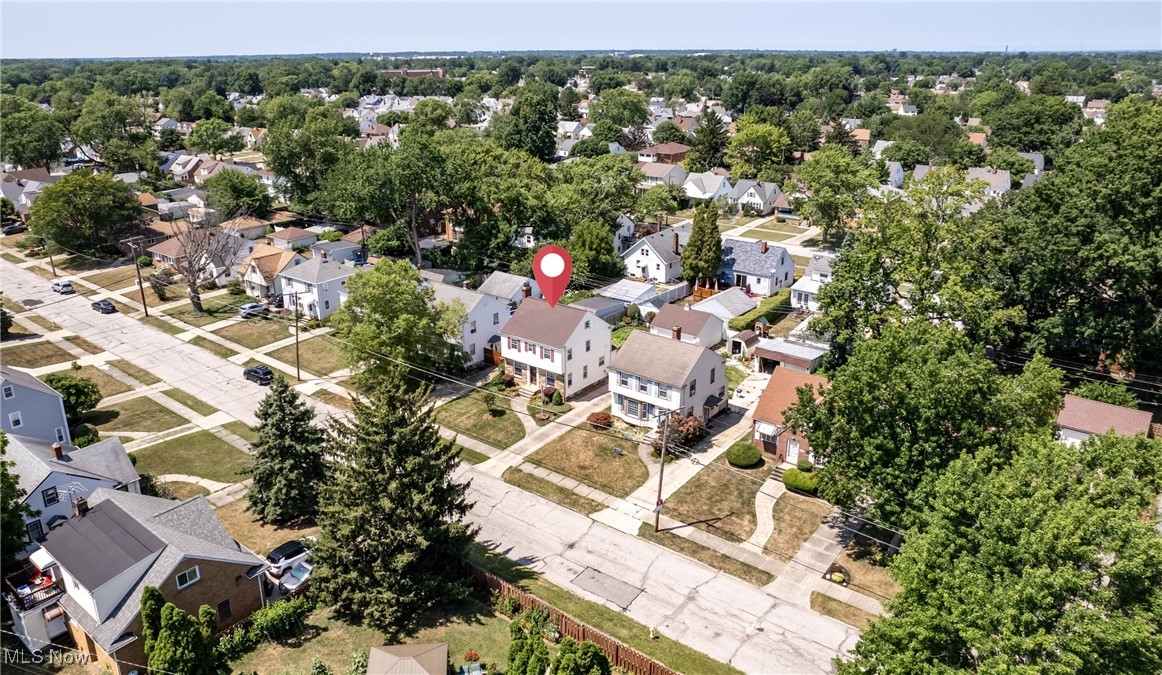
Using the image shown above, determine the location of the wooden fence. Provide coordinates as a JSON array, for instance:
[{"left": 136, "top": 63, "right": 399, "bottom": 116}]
[{"left": 468, "top": 564, "right": 681, "bottom": 675}]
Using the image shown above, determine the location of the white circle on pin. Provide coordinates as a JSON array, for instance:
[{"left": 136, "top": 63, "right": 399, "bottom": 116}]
[{"left": 540, "top": 253, "right": 565, "bottom": 278}]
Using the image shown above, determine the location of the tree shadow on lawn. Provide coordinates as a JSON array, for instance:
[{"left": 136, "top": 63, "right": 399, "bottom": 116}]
[{"left": 83, "top": 409, "right": 120, "bottom": 426}]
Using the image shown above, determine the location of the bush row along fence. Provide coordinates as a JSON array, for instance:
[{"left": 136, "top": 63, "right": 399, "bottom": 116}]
[{"left": 468, "top": 564, "right": 682, "bottom": 675}]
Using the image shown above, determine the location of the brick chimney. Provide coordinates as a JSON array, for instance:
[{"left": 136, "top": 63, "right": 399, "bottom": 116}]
[
  {"left": 51, "top": 443, "right": 64, "bottom": 460},
  {"left": 73, "top": 497, "right": 88, "bottom": 517},
  {"left": 760, "top": 240, "right": 768, "bottom": 254},
  {"left": 521, "top": 283, "right": 532, "bottom": 298},
  {"left": 672, "top": 232, "right": 679, "bottom": 254},
  {"left": 671, "top": 325, "right": 682, "bottom": 341}
]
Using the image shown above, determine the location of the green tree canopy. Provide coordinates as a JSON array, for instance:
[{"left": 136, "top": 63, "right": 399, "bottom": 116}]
[
  {"left": 650, "top": 120, "right": 689, "bottom": 145},
  {"left": 634, "top": 184, "right": 681, "bottom": 225},
  {"left": 41, "top": 373, "right": 101, "bottom": 423},
  {"left": 567, "top": 220, "right": 624, "bottom": 281},
  {"left": 786, "top": 320, "right": 1064, "bottom": 527},
  {"left": 312, "top": 374, "right": 475, "bottom": 637},
  {"left": 1072, "top": 381, "right": 1139, "bottom": 409},
  {"left": 205, "top": 168, "right": 272, "bottom": 219},
  {"left": 987, "top": 94, "right": 1086, "bottom": 159},
  {"left": 879, "top": 138, "right": 929, "bottom": 169},
  {"left": 839, "top": 434, "right": 1162, "bottom": 674},
  {"left": 726, "top": 122, "right": 791, "bottom": 180},
  {"left": 589, "top": 88, "right": 648, "bottom": 127},
  {"left": 790, "top": 143, "right": 878, "bottom": 243},
  {"left": 685, "top": 107, "right": 729, "bottom": 172},
  {"left": 0, "top": 95, "right": 67, "bottom": 169},
  {"left": 492, "top": 80, "right": 558, "bottom": 162},
  {"left": 186, "top": 118, "right": 244, "bottom": 156},
  {"left": 984, "top": 145, "right": 1036, "bottom": 176},
  {"left": 264, "top": 114, "right": 355, "bottom": 209},
  {"left": 29, "top": 170, "right": 141, "bottom": 252},
  {"left": 246, "top": 376, "right": 326, "bottom": 524}
]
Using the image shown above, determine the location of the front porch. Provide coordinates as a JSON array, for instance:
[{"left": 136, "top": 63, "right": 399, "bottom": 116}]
[{"left": 504, "top": 360, "right": 568, "bottom": 399}]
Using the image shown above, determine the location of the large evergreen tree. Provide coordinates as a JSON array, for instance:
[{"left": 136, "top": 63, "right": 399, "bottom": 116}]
[
  {"left": 141, "top": 586, "right": 165, "bottom": 659},
  {"left": 685, "top": 108, "right": 728, "bottom": 172},
  {"left": 679, "top": 203, "right": 722, "bottom": 284},
  {"left": 1, "top": 433, "right": 35, "bottom": 573},
  {"left": 311, "top": 373, "right": 476, "bottom": 637},
  {"left": 149, "top": 603, "right": 215, "bottom": 675},
  {"left": 246, "top": 376, "right": 326, "bottom": 524},
  {"left": 839, "top": 434, "right": 1162, "bottom": 674}
]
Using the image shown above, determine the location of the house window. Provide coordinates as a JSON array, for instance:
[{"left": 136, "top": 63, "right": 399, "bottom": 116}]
[
  {"left": 626, "top": 399, "right": 640, "bottom": 417},
  {"left": 468, "top": 343, "right": 476, "bottom": 356},
  {"left": 8, "top": 412, "right": 22, "bottom": 428},
  {"left": 324, "top": 300, "right": 330, "bottom": 310},
  {"left": 217, "top": 599, "right": 232, "bottom": 621},
  {"left": 55, "top": 427, "right": 66, "bottom": 443},
  {"left": 514, "top": 363, "right": 524, "bottom": 377},
  {"left": 567, "top": 374, "right": 573, "bottom": 387},
  {"left": 638, "top": 378, "right": 648, "bottom": 393},
  {"left": 26, "top": 520, "right": 44, "bottom": 542},
  {"left": 585, "top": 320, "right": 591, "bottom": 329},
  {"left": 525, "top": 341, "right": 534, "bottom": 352},
  {"left": 583, "top": 366, "right": 588, "bottom": 379},
  {"left": 657, "top": 385, "right": 669, "bottom": 400},
  {"left": 567, "top": 348, "right": 573, "bottom": 361},
  {"left": 175, "top": 565, "right": 201, "bottom": 589},
  {"left": 469, "top": 320, "right": 477, "bottom": 334},
  {"left": 598, "top": 356, "right": 604, "bottom": 367},
  {"left": 546, "top": 373, "right": 556, "bottom": 387},
  {"left": 689, "top": 379, "right": 697, "bottom": 396},
  {"left": 508, "top": 337, "right": 519, "bottom": 350},
  {"left": 719, "top": 386, "right": 726, "bottom": 397},
  {"left": 492, "top": 312, "right": 500, "bottom": 325},
  {"left": 585, "top": 340, "right": 591, "bottom": 353},
  {"left": 2, "top": 385, "right": 13, "bottom": 399},
  {"left": 42, "top": 488, "right": 59, "bottom": 507},
  {"left": 710, "top": 369, "right": 716, "bottom": 384},
  {"left": 619, "top": 372, "right": 629, "bottom": 387}
]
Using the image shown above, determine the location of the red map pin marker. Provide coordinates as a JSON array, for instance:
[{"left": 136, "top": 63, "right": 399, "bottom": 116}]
[{"left": 532, "top": 245, "right": 572, "bottom": 308}]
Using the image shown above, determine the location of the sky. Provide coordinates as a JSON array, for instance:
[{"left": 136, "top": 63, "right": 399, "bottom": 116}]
[{"left": 3, "top": 1, "right": 1160, "bottom": 59}]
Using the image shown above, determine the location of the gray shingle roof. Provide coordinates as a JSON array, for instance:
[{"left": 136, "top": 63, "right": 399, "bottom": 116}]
[
  {"left": 4, "top": 435, "right": 138, "bottom": 497},
  {"left": 625, "top": 225, "right": 691, "bottom": 265},
  {"left": 477, "top": 271, "right": 534, "bottom": 300},
  {"left": 1, "top": 365, "right": 63, "bottom": 398},
  {"left": 430, "top": 283, "right": 491, "bottom": 313},
  {"left": 730, "top": 180, "right": 780, "bottom": 202},
  {"left": 692, "top": 287, "right": 758, "bottom": 319},
  {"left": 278, "top": 256, "right": 356, "bottom": 284},
  {"left": 720, "top": 238, "right": 789, "bottom": 277},
  {"left": 501, "top": 298, "right": 588, "bottom": 348},
  {"left": 610, "top": 331, "right": 721, "bottom": 388},
  {"left": 52, "top": 489, "right": 264, "bottom": 653},
  {"left": 651, "top": 303, "right": 718, "bottom": 336}
]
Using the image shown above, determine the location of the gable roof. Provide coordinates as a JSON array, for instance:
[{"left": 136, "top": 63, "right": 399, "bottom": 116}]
[
  {"left": 237, "top": 243, "right": 303, "bottom": 282},
  {"left": 640, "top": 142, "right": 690, "bottom": 155},
  {"left": 42, "top": 501, "right": 165, "bottom": 590},
  {"left": 684, "top": 172, "right": 729, "bottom": 198},
  {"left": 651, "top": 303, "right": 719, "bottom": 336},
  {"left": 611, "top": 330, "right": 720, "bottom": 388},
  {"left": 477, "top": 271, "right": 534, "bottom": 300},
  {"left": 51, "top": 489, "right": 264, "bottom": 653},
  {"left": 625, "top": 226, "right": 690, "bottom": 265},
  {"left": 368, "top": 643, "right": 449, "bottom": 675},
  {"left": 753, "top": 368, "right": 828, "bottom": 426},
  {"left": 730, "top": 180, "right": 780, "bottom": 202},
  {"left": 692, "top": 287, "right": 758, "bottom": 318},
  {"left": 266, "top": 226, "right": 316, "bottom": 241},
  {"left": 1, "top": 364, "right": 63, "bottom": 399},
  {"left": 1057, "top": 394, "right": 1152, "bottom": 437},
  {"left": 4, "top": 434, "right": 139, "bottom": 497},
  {"left": 278, "top": 256, "right": 356, "bottom": 284},
  {"left": 637, "top": 162, "right": 685, "bottom": 179},
  {"left": 430, "top": 283, "right": 494, "bottom": 314},
  {"left": 720, "top": 238, "right": 789, "bottom": 276},
  {"left": 501, "top": 298, "right": 589, "bottom": 348}
]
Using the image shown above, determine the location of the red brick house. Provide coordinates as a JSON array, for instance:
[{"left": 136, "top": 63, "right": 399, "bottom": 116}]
[{"left": 751, "top": 369, "right": 828, "bottom": 465}]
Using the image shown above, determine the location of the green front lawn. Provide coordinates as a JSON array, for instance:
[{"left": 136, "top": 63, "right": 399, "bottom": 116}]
[
  {"left": 165, "top": 294, "right": 247, "bottom": 327},
  {"left": 743, "top": 227, "right": 794, "bottom": 242},
  {"left": 63, "top": 335, "right": 103, "bottom": 354},
  {"left": 665, "top": 453, "right": 768, "bottom": 543},
  {"left": 165, "top": 481, "right": 211, "bottom": 500},
  {"left": 161, "top": 388, "right": 219, "bottom": 417},
  {"left": 527, "top": 400, "right": 572, "bottom": 426},
  {"left": 84, "top": 265, "right": 141, "bottom": 291},
  {"left": 213, "top": 317, "right": 292, "bottom": 350},
  {"left": 21, "top": 314, "right": 58, "bottom": 332},
  {"left": 266, "top": 335, "right": 345, "bottom": 376},
  {"left": 435, "top": 391, "right": 526, "bottom": 450},
  {"left": 107, "top": 359, "right": 161, "bottom": 385},
  {"left": 0, "top": 341, "right": 76, "bottom": 368},
  {"left": 75, "top": 365, "right": 132, "bottom": 399},
  {"left": 189, "top": 335, "right": 240, "bottom": 359},
  {"left": 311, "top": 389, "right": 352, "bottom": 411},
  {"left": 85, "top": 397, "right": 188, "bottom": 433},
  {"left": 131, "top": 430, "right": 251, "bottom": 483},
  {"left": 216, "top": 497, "right": 319, "bottom": 555},
  {"left": 638, "top": 523, "right": 775, "bottom": 587},
  {"left": 456, "top": 443, "right": 490, "bottom": 465},
  {"left": 726, "top": 365, "right": 748, "bottom": 393},
  {"left": 764, "top": 491, "right": 832, "bottom": 562},
  {"left": 526, "top": 426, "right": 647, "bottom": 498},
  {"left": 811, "top": 592, "right": 877, "bottom": 631},
  {"left": 221, "top": 420, "right": 258, "bottom": 445}
]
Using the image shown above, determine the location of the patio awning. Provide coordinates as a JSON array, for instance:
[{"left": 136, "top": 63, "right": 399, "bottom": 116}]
[{"left": 754, "top": 421, "right": 778, "bottom": 437}]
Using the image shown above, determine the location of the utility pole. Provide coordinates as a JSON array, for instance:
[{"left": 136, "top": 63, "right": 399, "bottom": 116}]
[
  {"left": 653, "top": 409, "right": 672, "bottom": 533},
  {"left": 40, "top": 236, "right": 56, "bottom": 277},
  {"left": 291, "top": 290, "right": 301, "bottom": 381},
  {"left": 121, "top": 237, "right": 150, "bottom": 317}
]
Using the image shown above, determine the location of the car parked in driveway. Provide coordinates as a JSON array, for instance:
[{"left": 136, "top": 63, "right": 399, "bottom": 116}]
[
  {"left": 91, "top": 299, "right": 117, "bottom": 314},
  {"left": 2, "top": 224, "right": 28, "bottom": 236},
  {"left": 239, "top": 302, "right": 269, "bottom": 318},
  {"left": 51, "top": 280, "right": 75, "bottom": 294},
  {"left": 243, "top": 364, "right": 275, "bottom": 385},
  {"left": 277, "top": 559, "right": 313, "bottom": 594},
  {"left": 265, "top": 540, "right": 310, "bottom": 577}
]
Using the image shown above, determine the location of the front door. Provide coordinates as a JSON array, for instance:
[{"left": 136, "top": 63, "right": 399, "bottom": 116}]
[
  {"left": 735, "top": 273, "right": 748, "bottom": 289},
  {"left": 786, "top": 439, "right": 800, "bottom": 464},
  {"left": 529, "top": 367, "right": 538, "bottom": 386}
]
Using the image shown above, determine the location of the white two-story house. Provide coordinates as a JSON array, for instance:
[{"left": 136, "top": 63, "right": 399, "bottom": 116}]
[
  {"left": 729, "top": 180, "right": 782, "bottom": 216},
  {"left": 622, "top": 225, "right": 690, "bottom": 283},
  {"left": 430, "top": 283, "right": 512, "bottom": 366},
  {"left": 500, "top": 299, "right": 610, "bottom": 400},
  {"left": 718, "top": 239, "right": 794, "bottom": 296},
  {"left": 683, "top": 171, "right": 732, "bottom": 202},
  {"left": 236, "top": 243, "right": 306, "bottom": 300},
  {"left": 609, "top": 331, "right": 727, "bottom": 429},
  {"left": 4, "top": 434, "right": 140, "bottom": 551},
  {"left": 2, "top": 366, "right": 71, "bottom": 445},
  {"left": 277, "top": 257, "right": 356, "bottom": 320},
  {"left": 789, "top": 254, "right": 836, "bottom": 312}
]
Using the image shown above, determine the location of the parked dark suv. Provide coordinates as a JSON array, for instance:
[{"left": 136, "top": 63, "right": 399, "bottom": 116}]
[
  {"left": 265, "top": 540, "right": 310, "bottom": 577},
  {"left": 243, "top": 364, "right": 275, "bottom": 385}
]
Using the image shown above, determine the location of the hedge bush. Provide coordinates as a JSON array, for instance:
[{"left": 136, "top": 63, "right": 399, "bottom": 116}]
[
  {"left": 725, "top": 441, "right": 762, "bottom": 468},
  {"left": 782, "top": 468, "right": 818, "bottom": 495},
  {"left": 796, "top": 459, "right": 814, "bottom": 472},
  {"left": 587, "top": 411, "right": 613, "bottom": 429},
  {"left": 728, "top": 288, "right": 792, "bottom": 332},
  {"left": 136, "top": 255, "right": 153, "bottom": 268}
]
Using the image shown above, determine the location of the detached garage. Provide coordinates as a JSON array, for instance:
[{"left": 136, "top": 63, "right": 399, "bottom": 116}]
[{"left": 753, "top": 339, "right": 827, "bottom": 374}]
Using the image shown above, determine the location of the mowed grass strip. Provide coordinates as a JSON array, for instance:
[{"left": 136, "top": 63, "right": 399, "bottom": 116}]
[
  {"left": 526, "top": 426, "right": 647, "bottom": 498},
  {"left": 213, "top": 317, "right": 292, "bottom": 350},
  {"left": 266, "top": 335, "right": 345, "bottom": 376},
  {"left": 165, "top": 294, "right": 247, "bottom": 327},
  {"left": 189, "top": 335, "right": 240, "bottom": 359},
  {"left": 638, "top": 523, "right": 775, "bottom": 587},
  {"left": 84, "top": 265, "right": 141, "bottom": 291},
  {"left": 140, "top": 315, "right": 185, "bottom": 335},
  {"left": 810, "top": 592, "right": 878, "bottom": 630},
  {"left": 0, "top": 341, "right": 76, "bottom": 368},
  {"left": 503, "top": 467, "right": 607, "bottom": 515},
  {"left": 107, "top": 359, "right": 161, "bottom": 385},
  {"left": 310, "top": 389, "right": 352, "bottom": 412},
  {"left": 64, "top": 335, "right": 104, "bottom": 354},
  {"left": 132, "top": 430, "right": 250, "bottom": 484},
  {"left": 221, "top": 420, "right": 257, "bottom": 445},
  {"left": 764, "top": 491, "right": 833, "bottom": 562},
  {"left": 86, "top": 396, "right": 188, "bottom": 433},
  {"left": 664, "top": 454, "right": 769, "bottom": 542},
  {"left": 161, "top": 388, "right": 219, "bottom": 417},
  {"left": 434, "top": 391, "right": 526, "bottom": 450},
  {"left": 74, "top": 365, "right": 132, "bottom": 399}
]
